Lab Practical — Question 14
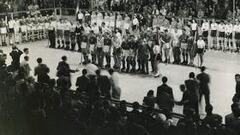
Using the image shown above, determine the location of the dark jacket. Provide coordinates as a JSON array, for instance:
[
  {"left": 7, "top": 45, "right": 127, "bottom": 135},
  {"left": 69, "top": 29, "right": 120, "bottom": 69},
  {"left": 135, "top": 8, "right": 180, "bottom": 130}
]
[
  {"left": 34, "top": 64, "right": 49, "bottom": 84},
  {"left": 57, "top": 61, "right": 75, "bottom": 78},
  {"left": 76, "top": 75, "right": 90, "bottom": 92},
  {"left": 197, "top": 72, "right": 210, "bottom": 94},
  {"left": 96, "top": 75, "right": 111, "bottom": 98},
  {"left": 156, "top": 84, "right": 174, "bottom": 111},
  {"left": 185, "top": 79, "right": 199, "bottom": 102},
  {"left": 10, "top": 50, "right": 23, "bottom": 69}
]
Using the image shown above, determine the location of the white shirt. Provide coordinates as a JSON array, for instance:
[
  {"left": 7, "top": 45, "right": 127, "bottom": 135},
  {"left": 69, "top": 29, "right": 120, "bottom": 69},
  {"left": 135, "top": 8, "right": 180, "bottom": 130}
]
[
  {"left": 201, "top": 22, "right": 210, "bottom": 31},
  {"left": 211, "top": 23, "right": 218, "bottom": 30},
  {"left": 197, "top": 39, "right": 205, "bottom": 49},
  {"left": 233, "top": 24, "right": 240, "bottom": 33},
  {"left": 92, "top": 25, "right": 99, "bottom": 34},
  {"left": 225, "top": 24, "right": 233, "bottom": 33},
  {"left": 8, "top": 20, "right": 15, "bottom": 29},
  {"left": 64, "top": 22, "right": 71, "bottom": 31},
  {"left": 191, "top": 22, "right": 197, "bottom": 31},
  {"left": 78, "top": 13, "right": 84, "bottom": 20},
  {"left": 85, "top": 63, "right": 98, "bottom": 76},
  {"left": 218, "top": 24, "right": 225, "bottom": 32},
  {"left": 133, "top": 18, "right": 139, "bottom": 25}
]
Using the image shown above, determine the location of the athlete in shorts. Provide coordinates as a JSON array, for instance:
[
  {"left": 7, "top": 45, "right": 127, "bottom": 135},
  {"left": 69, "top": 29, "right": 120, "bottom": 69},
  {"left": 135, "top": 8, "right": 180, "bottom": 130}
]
[
  {"left": 210, "top": 19, "right": 218, "bottom": 49},
  {"left": 234, "top": 20, "right": 240, "bottom": 53},
  {"left": 217, "top": 21, "right": 225, "bottom": 51},
  {"left": 225, "top": 21, "right": 233, "bottom": 52}
]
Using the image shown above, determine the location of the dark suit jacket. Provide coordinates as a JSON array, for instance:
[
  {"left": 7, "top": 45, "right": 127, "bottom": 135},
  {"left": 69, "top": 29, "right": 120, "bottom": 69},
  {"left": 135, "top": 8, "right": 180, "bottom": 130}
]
[
  {"left": 76, "top": 75, "right": 90, "bottom": 92},
  {"left": 10, "top": 50, "right": 23, "bottom": 68},
  {"left": 57, "top": 61, "right": 75, "bottom": 77},
  {"left": 156, "top": 84, "right": 174, "bottom": 111},
  {"left": 185, "top": 79, "right": 199, "bottom": 102},
  {"left": 96, "top": 75, "right": 111, "bottom": 98},
  {"left": 197, "top": 72, "right": 210, "bottom": 93}
]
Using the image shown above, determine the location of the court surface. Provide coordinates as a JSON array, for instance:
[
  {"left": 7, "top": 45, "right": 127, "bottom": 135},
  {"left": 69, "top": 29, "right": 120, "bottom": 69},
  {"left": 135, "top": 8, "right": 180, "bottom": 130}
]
[{"left": 1, "top": 40, "right": 240, "bottom": 118}]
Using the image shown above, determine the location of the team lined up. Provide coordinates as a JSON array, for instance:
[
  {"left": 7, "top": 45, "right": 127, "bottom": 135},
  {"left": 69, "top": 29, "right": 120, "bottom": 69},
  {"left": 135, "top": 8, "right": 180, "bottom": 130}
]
[
  {"left": 0, "top": 14, "right": 54, "bottom": 46},
  {"left": 45, "top": 11, "right": 209, "bottom": 77}
]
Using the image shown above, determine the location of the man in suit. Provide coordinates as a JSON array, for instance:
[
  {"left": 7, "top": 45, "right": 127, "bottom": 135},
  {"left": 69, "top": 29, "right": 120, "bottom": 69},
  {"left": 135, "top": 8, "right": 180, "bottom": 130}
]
[
  {"left": 76, "top": 69, "right": 90, "bottom": 94},
  {"left": 185, "top": 72, "right": 200, "bottom": 118},
  {"left": 9, "top": 46, "right": 23, "bottom": 71},
  {"left": 156, "top": 76, "right": 174, "bottom": 112},
  {"left": 34, "top": 58, "right": 50, "bottom": 84},
  {"left": 235, "top": 74, "right": 240, "bottom": 95},
  {"left": 57, "top": 56, "right": 78, "bottom": 79},
  {"left": 197, "top": 66, "right": 211, "bottom": 106},
  {"left": 96, "top": 69, "right": 111, "bottom": 99}
]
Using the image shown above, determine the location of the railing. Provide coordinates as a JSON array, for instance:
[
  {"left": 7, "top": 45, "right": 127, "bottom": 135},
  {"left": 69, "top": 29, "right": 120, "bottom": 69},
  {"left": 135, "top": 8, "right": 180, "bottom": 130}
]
[{"left": 67, "top": 89, "right": 185, "bottom": 120}]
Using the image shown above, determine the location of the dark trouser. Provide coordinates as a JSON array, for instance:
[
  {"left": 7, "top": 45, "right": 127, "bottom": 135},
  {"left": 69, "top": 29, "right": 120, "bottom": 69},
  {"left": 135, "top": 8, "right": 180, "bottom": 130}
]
[
  {"left": 140, "top": 57, "right": 149, "bottom": 73},
  {"left": 150, "top": 54, "right": 155, "bottom": 72},
  {"left": 113, "top": 48, "right": 121, "bottom": 68},
  {"left": 91, "top": 53, "right": 96, "bottom": 64},
  {"left": 236, "top": 40, "right": 240, "bottom": 52},
  {"left": 71, "top": 42, "right": 76, "bottom": 51},
  {"left": 96, "top": 48, "right": 104, "bottom": 67},
  {"left": 82, "top": 49, "right": 88, "bottom": 63},
  {"left": 199, "top": 89, "right": 210, "bottom": 106},
  {"left": 65, "top": 40, "right": 70, "bottom": 50},
  {"left": 49, "top": 30, "right": 56, "bottom": 48},
  {"left": 104, "top": 52, "right": 111, "bottom": 68},
  {"left": 190, "top": 100, "right": 200, "bottom": 119},
  {"left": 173, "top": 47, "right": 181, "bottom": 64},
  {"left": 77, "top": 36, "right": 81, "bottom": 52}
]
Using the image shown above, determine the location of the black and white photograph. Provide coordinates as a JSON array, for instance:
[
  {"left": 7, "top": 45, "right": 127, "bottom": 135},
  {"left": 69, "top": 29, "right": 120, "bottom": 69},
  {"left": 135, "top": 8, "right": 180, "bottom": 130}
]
[{"left": 1, "top": 0, "right": 240, "bottom": 135}]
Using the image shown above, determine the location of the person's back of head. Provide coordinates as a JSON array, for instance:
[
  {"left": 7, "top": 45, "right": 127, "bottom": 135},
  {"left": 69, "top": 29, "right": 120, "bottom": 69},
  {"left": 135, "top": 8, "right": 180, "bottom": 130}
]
[
  {"left": 132, "top": 102, "right": 140, "bottom": 111},
  {"left": 231, "top": 103, "right": 240, "bottom": 117},
  {"left": 205, "top": 104, "right": 213, "bottom": 115},
  {"left": 108, "top": 68, "right": 114, "bottom": 75},
  {"left": 37, "top": 57, "right": 42, "bottom": 64},
  {"left": 82, "top": 69, "right": 87, "bottom": 76},
  {"left": 180, "top": 84, "right": 185, "bottom": 92},
  {"left": 62, "top": 55, "right": 67, "bottom": 61},
  {"left": 24, "top": 56, "right": 29, "bottom": 61},
  {"left": 162, "top": 76, "right": 168, "bottom": 84},
  {"left": 147, "top": 90, "right": 154, "bottom": 97},
  {"left": 200, "top": 66, "right": 206, "bottom": 72},
  {"left": 189, "top": 72, "right": 195, "bottom": 79},
  {"left": 23, "top": 48, "right": 29, "bottom": 54},
  {"left": 96, "top": 69, "right": 101, "bottom": 76}
]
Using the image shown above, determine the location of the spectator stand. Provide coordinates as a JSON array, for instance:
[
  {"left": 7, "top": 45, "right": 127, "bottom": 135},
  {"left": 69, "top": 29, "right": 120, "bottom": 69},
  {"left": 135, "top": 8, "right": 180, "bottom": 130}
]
[{"left": 67, "top": 88, "right": 185, "bottom": 124}]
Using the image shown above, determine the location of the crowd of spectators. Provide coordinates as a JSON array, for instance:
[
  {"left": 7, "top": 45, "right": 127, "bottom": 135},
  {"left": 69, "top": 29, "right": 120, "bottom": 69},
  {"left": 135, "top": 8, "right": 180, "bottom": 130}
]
[
  {"left": 1, "top": 45, "right": 240, "bottom": 135},
  {"left": 93, "top": 0, "right": 240, "bottom": 20}
]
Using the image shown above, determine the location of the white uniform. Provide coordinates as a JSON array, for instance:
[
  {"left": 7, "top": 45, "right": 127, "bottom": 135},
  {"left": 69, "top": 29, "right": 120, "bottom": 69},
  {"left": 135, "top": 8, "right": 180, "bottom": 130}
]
[{"left": 97, "top": 13, "right": 103, "bottom": 26}]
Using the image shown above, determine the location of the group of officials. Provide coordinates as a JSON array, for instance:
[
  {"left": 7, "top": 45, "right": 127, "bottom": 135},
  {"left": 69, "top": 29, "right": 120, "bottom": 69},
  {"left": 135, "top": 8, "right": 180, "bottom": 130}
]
[{"left": 47, "top": 11, "right": 208, "bottom": 77}]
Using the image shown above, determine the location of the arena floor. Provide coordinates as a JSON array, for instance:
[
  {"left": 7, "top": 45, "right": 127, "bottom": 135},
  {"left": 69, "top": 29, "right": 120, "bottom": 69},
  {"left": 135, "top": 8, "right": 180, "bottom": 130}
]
[{"left": 1, "top": 40, "right": 240, "bottom": 119}]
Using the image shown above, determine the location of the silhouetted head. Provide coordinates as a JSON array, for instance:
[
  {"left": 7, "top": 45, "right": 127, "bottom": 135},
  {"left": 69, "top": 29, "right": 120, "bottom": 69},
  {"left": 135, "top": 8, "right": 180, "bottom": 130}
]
[
  {"left": 108, "top": 68, "right": 114, "bottom": 75},
  {"left": 82, "top": 69, "right": 87, "bottom": 76},
  {"left": 37, "top": 58, "right": 42, "bottom": 64},
  {"left": 62, "top": 56, "right": 67, "bottom": 61},
  {"left": 200, "top": 66, "right": 206, "bottom": 72},
  {"left": 189, "top": 72, "right": 195, "bottom": 79},
  {"left": 162, "top": 76, "right": 168, "bottom": 84}
]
